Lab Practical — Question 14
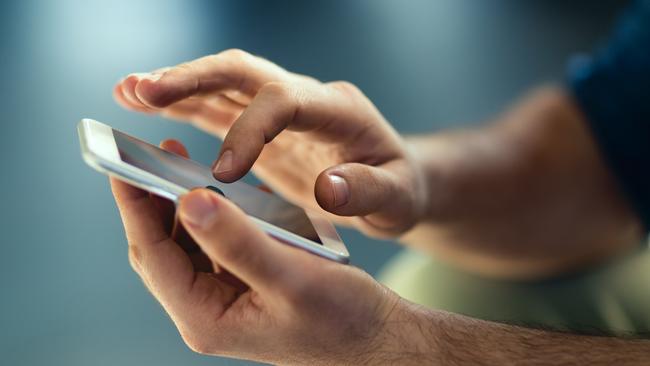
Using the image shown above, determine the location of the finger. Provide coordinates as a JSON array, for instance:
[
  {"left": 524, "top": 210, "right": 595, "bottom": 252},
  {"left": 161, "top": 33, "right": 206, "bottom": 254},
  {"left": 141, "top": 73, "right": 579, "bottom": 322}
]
[
  {"left": 257, "top": 184, "right": 273, "bottom": 194},
  {"left": 212, "top": 81, "right": 373, "bottom": 182},
  {"left": 133, "top": 49, "right": 291, "bottom": 108},
  {"left": 160, "top": 138, "right": 189, "bottom": 158},
  {"left": 113, "top": 82, "right": 154, "bottom": 114},
  {"left": 152, "top": 139, "right": 190, "bottom": 227},
  {"left": 111, "top": 176, "right": 239, "bottom": 330},
  {"left": 122, "top": 74, "right": 151, "bottom": 108},
  {"left": 114, "top": 75, "right": 243, "bottom": 138},
  {"left": 114, "top": 69, "right": 173, "bottom": 112},
  {"left": 160, "top": 96, "right": 243, "bottom": 138},
  {"left": 154, "top": 140, "right": 214, "bottom": 272},
  {"left": 178, "top": 188, "right": 298, "bottom": 293},
  {"left": 314, "top": 161, "right": 421, "bottom": 234},
  {"left": 110, "top": 177, "right": 198, "bottom": 313},
  {"left": 151, "top": 66, "right": 171, "bottom": 75}
]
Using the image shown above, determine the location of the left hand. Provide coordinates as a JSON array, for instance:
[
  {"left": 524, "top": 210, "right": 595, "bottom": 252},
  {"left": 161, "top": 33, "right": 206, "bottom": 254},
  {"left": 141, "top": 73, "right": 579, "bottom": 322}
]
[{"left": 110, "top": 140, "right": 400, "bottom": 364}]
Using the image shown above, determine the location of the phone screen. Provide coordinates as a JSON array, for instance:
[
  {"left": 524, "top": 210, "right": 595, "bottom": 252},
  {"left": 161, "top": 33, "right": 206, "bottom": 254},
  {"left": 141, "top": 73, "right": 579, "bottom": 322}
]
[{"left": 113, "top": 130, "right": 322, "bottom": 244}]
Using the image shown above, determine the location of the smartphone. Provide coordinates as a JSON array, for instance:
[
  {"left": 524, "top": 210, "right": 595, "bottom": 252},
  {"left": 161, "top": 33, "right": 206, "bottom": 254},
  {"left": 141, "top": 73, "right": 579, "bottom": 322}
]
[{"left": 78, "top": 118, "right": 349, "bottom": 263}]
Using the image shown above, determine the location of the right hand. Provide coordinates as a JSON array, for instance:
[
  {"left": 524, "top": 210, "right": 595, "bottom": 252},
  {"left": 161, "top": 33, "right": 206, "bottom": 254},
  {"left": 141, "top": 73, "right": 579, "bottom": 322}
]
[{"left": 114, "top": 49, "right": 429, "bottom": 238}]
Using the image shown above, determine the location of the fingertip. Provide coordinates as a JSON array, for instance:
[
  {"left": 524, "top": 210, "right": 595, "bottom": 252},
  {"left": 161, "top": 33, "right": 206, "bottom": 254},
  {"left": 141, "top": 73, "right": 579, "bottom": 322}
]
[
  {"left": 315, "top": 164, "right": 392, "bottom": 217},
  {"left": 182, "top": 187, "right": 216, "bottom": 202},
  {"left": 114, "top": 75, "right": 156, "bottom": 113},
  {"left": 113, "top": 82, "right": 134, "bottom": 109},
  {"left": 211, "top": 149, "right": 245, "bottom": 183},
  {"left": 135, "top": 76, "right": 173, "bottom": 109},
  {"left": 257, "top": 184, "right": 273, "bottom": 194},
  {"left": 113, "top": 82, "right": 124, "bottom": 101},
  {"left": 178, "top": 188, "right": 222, "bottom": 230},
  {"left": 314, "top": 170, "right": 339, "bottom": 212},
  {"left": 159, "top": 139, "right": 189, "bottom": 158},
  {"left": 178, "top": 187, "right": 291, "bottom": 290},
  {"left": 212, "top": 172, "right": 240, "bottom": 183},
  {"left": 122, "top": 74, "right": 144, "bottom": 104},
  {"left": 211, "top": 165, "right": 246, "bottom": 183}
]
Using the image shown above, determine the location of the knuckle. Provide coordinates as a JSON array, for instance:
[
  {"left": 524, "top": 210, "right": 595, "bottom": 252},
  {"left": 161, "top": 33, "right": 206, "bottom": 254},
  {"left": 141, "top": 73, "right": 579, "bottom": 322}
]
[
  {"left": 173, "top": 61, "right": 194, "bottom": 74},
  {"left": 181, "top": 332, "right": 214, "bottom": 355},
  {"left": 329, "top": 80, "right": 362, "bottom": 96},
  {"left": 260, "top": 81, "right": 293, "bottom": 100},
  {"left": 219, "top": 238, "right": 252, "bottom": 267},
  {"left": 218, "top": 48, "right": 252, "bottom": 62}
]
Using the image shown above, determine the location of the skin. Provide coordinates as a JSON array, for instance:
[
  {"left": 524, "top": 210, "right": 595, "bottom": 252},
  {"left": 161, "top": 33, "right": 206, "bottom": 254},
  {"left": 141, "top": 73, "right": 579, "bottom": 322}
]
[
  {"left": 115, "top": 49, "right": 429, "bottom": 238},
  {"left": 110, "top": 49, "right": 648, "bottom": 364},
  {"left": 111, "top": 172, "right": 396, "bottom": 365},
  {"left": 401, "top": 88, "right": 643, "bottom": 278}
]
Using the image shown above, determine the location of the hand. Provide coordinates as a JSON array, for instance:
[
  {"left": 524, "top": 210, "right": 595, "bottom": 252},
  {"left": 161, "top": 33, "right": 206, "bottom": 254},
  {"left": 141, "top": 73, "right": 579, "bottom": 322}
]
[
  {"left": 110, "top": 140, "right": 400, "bottom": 364},
  {"left": 114, "top": 49, "right": 428, "bottom": 238}
]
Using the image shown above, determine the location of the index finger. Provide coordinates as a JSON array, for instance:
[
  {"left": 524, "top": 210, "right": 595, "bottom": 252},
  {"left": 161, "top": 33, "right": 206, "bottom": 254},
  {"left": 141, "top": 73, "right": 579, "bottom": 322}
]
[
  {"left": 133, "top": 49, "right": 291, "bottom": 109},
  {"left": 211, "top": 81, "right": 380, "bottom": 183}
]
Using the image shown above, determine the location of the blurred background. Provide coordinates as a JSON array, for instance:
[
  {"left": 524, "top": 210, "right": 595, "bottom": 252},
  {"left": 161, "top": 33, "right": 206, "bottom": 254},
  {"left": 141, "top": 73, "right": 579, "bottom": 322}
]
[{"left": 0, "top": 0, "right": 626, "bottom": 365}]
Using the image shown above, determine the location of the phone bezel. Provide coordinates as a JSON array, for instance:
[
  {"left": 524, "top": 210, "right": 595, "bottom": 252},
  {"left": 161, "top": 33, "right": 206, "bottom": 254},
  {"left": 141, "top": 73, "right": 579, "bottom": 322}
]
[{"left": 78, "top": 118, "right": 350, "bottom": 263}]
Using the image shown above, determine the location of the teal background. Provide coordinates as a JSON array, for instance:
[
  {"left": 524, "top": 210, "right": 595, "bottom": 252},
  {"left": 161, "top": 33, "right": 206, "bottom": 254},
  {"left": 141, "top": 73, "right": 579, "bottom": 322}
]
[{"left": 0, "top": 1, "right": 624, "bottom": 364}]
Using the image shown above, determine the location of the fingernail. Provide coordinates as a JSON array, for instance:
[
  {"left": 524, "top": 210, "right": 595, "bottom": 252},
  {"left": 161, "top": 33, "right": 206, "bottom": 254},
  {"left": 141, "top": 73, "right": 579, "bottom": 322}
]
[
  {"left": 181, "top": 191, "right": 219, "bottom": 229},
  {"left": 328, "top": 174, "right": 349, "bottom": 208},
  {"left": 213, "top": 150, "right": 233, "bottom": 174}
]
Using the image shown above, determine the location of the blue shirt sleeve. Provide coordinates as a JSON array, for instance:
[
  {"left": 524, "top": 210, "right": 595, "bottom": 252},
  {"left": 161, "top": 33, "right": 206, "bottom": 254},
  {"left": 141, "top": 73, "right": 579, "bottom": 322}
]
[{"left": 569, "top": 0, "right": 650, "bottom": 231}]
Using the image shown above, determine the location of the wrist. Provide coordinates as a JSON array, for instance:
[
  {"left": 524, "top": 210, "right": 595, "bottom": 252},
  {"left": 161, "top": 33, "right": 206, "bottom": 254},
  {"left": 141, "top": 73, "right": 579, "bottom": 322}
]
[{"left": 365, "top": 297, "right": 442, "bottom": 365}]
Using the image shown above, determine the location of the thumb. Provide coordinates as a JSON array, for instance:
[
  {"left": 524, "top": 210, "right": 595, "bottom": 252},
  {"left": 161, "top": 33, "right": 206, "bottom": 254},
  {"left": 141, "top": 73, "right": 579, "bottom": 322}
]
[
  {"left": 314, "top": 162, "right": 421, "bottom": 234},
  {"left": 178, "top": 189, "right": 295, "bottom": 293}
]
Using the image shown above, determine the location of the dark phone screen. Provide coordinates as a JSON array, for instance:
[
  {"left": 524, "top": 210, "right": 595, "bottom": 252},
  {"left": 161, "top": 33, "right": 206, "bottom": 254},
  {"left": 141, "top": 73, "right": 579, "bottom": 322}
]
[{"left": 113, "top": 130, "right": 322, "bottom": 244}]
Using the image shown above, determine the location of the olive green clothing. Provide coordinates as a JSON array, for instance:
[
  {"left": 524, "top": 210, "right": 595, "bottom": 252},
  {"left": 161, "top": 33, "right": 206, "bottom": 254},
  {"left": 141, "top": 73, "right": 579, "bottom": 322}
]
[{"left": 379, "top": 248, "right": 650, "bottom": 334}]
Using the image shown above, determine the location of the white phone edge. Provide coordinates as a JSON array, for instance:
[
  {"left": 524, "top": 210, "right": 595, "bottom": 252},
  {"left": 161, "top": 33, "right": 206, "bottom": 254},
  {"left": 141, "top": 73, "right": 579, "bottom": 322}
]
[{"left": 78, "top": 118, "right": 350, "bottom": 264}]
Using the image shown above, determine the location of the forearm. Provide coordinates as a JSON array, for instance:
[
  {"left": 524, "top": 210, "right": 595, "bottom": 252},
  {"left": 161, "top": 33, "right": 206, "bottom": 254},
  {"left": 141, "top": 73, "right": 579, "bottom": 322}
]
[
  {"left": 370, "top": 299, "right": 650, "bottom": 365},
  {"left": 398, "top": 88, "right": 568, "bottom": 270},
  {"left": 397, "top": 86, "right": 642, "bottom": 278}
]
